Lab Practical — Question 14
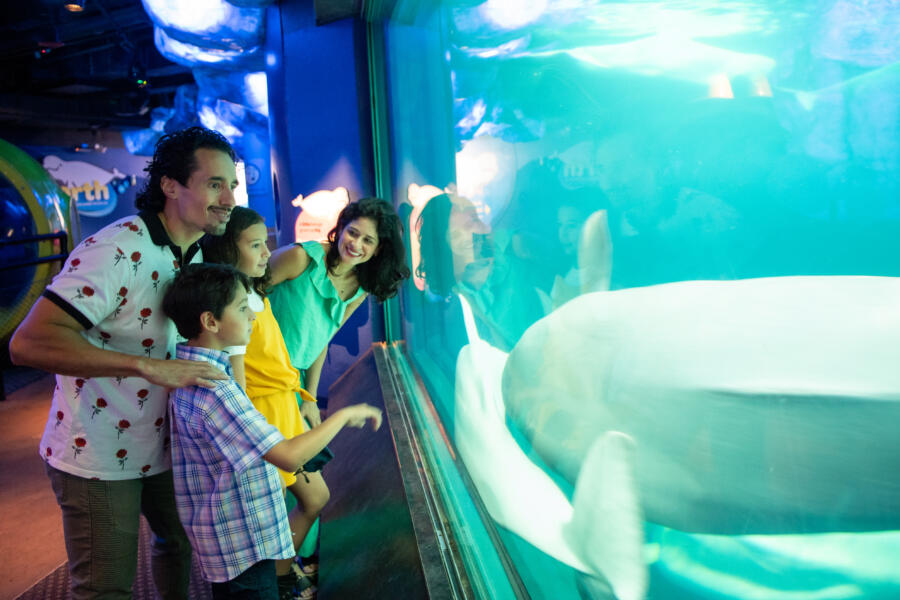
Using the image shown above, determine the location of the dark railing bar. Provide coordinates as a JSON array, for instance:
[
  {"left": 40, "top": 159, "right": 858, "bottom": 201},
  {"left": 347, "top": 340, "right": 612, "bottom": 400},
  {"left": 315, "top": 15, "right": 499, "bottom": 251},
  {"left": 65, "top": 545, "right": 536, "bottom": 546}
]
[
  {"left": 0, "top": 232, "right": 68, "bottom": 247},
  {"left": 0, "top": 254, "right": 69, "bottom": 272}
]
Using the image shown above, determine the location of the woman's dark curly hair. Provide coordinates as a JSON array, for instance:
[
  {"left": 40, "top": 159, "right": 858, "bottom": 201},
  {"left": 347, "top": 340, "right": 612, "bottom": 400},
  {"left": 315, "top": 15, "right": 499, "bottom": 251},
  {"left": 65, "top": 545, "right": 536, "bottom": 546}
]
[
  {"left": 415, "top": 193, "right": 455, "bottom": 298},
  {"left": 325, "top": 197, "right": 410, "bottom": 302},
  {"left": 135, "top": 126, "right": 236, "bottom": 212},
  {"left": 200, "top": 206, "right": 272, "bottom": 297}
]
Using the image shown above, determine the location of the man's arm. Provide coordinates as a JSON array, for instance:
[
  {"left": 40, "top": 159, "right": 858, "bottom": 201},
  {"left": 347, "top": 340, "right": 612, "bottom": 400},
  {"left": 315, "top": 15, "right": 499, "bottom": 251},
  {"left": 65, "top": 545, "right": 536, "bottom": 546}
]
[
  {"left": 264, "top": 404, "right": 381, "bottom": 473},
  {"left": 10, "top": 297, "right": 227, "bottom": 388}
]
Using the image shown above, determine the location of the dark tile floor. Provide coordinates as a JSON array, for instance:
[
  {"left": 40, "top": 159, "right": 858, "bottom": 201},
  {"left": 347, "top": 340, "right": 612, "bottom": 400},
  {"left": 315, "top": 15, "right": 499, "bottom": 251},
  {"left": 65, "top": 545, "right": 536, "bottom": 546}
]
[
  {"left": 0, "top": 369, "right": 211, "bottom": 600},
  {"left": 0, "top": 370, "right": 66, "bottom": 600}
]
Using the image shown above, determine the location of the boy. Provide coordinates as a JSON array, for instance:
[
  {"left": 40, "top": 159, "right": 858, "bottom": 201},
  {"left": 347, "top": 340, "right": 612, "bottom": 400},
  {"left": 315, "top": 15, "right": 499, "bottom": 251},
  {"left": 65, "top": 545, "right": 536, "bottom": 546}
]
[{"left": 162, "top": 263, "right": 381, "bottom": 599}]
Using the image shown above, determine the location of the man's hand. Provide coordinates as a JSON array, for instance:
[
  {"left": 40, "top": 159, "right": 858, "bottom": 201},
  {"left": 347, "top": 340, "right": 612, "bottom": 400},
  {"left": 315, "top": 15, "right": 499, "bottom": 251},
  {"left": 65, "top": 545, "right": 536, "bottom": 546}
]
[
  {"left": 343, "top": 404, "right": 383, "bottom": 431},
  {"left": 138, "top": 357, "right": 228, "bottom": 390},
  {"left": 300, "top": 398, "right": 322, "bottom": 428}
]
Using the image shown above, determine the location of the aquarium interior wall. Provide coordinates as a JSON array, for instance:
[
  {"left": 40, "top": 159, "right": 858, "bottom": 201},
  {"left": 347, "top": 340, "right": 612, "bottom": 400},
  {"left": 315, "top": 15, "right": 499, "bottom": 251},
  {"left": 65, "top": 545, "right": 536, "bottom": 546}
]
[{"left": 381, "top": 1, "right": 900, "bottom": 599}]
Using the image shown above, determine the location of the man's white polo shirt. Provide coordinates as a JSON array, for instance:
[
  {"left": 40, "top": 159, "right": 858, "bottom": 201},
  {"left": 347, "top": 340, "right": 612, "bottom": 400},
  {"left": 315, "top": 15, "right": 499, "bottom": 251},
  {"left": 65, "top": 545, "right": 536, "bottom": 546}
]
[{"left": 40, "top": 212, "right": 202, "bottom": 480}]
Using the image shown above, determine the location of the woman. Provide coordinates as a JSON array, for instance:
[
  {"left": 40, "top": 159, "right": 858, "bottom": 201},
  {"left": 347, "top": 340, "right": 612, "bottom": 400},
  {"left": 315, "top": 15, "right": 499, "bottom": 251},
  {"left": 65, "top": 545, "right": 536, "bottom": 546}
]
[
  {"left": 269, "top": 196, "right": 409, "bottom": 399},
  {"left": 267, "top": 196, "right": 410, "bottom": 579}
]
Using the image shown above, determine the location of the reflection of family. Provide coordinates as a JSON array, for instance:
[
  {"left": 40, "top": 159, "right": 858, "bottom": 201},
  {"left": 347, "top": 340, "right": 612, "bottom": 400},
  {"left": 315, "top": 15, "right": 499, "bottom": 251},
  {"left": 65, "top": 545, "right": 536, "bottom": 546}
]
[
  {"left": 414, "top": 188, "right": 900, "bottom": 599},
  {"left": 11, "top": 126, "right": 410, "bottom": 600}
]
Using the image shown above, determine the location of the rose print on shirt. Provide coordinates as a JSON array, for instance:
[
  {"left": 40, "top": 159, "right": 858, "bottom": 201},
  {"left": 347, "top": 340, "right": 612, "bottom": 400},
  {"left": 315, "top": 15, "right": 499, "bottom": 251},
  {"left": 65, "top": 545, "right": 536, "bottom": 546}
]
[
  {"left": 113, "top": 297, "right": 128, "bottom": 318},
  {"left": 74, "top": 378, "right": 85, "bottom": 397},
  {"left": 45, "top": 447, "right": 53, "bottom": 457},
  {"left": 113, "top": 247, "right": 126, "bottom": 266},
  {"left": 131, "top": 251, "right": 142, "bottom": 274},
  {"left": 116, "top": 448, "right": 128, "bottom": 469},
  {"left": 74, "top": 285, "right": 95, "bottom": 300},
  {"left": 67, "top": 258, "right": 81, "bottom": 273},
  {"left": 55, "top": 410, "right": 64, "bottom": 427},
  {"left": 72, "top": 437, "right": 86, "bottom": 459},
  {"left": 171, "top": 259, "right": 180, "bottom": 275},
  {"left": 155, "top": 417, "right": 165, "bottom": 436},
  {"left": 151, "top": 270, "right": 160, "bottom": 292},
  {"left": 142, "top": 338, "right": 155, "bottom": 356},
  {"left": 136, "top": 389, "right": 149, "bottom": 410},
  {"left": 115, "top": 286, "right": 128, "bottom": 304},
  {"left": 83, "top": 236, "right": 96, "bottom": 247},
  {"left": 139, "top": 464, "right": 152, "bottom": 477},
  {"left": 127, "top": 222, "right": 142, "bottom": 236},
  {"left": 99, "top": 331, "right": 111, "bottom": 348},
  {"left": 90, "top": 397, "right": 107, "bottom": 419},
  {"left": 138, "top": 308, "right": 152, "bottom": 329},
  {"left": 115, "top": 419, "right": 130, "bottom": 438}
]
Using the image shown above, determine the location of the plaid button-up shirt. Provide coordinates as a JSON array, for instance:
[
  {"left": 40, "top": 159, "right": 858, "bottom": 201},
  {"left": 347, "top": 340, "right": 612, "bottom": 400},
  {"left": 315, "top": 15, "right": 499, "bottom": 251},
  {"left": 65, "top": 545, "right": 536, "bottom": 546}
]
[{"left": 169, "top": 344, "right": 294, "bottom": 583}]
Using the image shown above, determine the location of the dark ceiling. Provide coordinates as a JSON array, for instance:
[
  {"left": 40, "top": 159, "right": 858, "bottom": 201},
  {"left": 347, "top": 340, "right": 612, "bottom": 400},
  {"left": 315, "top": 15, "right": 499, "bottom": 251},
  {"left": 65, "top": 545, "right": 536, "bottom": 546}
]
[{"left": 0, "top": 0, "right": 193, "bottom": 136}]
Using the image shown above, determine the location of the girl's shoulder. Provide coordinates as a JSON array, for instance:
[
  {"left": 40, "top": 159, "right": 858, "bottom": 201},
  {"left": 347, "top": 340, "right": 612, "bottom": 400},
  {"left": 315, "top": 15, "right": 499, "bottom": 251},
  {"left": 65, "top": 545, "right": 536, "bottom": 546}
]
[{"left": 248, "top": 289, "right": 266, "bottom": 313}]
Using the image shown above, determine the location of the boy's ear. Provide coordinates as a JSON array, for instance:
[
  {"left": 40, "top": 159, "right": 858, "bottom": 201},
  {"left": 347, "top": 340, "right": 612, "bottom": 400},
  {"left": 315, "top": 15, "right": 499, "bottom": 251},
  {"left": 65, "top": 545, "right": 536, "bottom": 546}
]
[{"left": 199, "top": 310, "right": 219, "bottom": 334}]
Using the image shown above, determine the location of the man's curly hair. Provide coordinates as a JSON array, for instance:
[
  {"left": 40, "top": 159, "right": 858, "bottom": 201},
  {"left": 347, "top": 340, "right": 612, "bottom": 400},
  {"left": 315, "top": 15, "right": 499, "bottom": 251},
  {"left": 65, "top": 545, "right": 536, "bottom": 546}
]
[{"left": 135, "top": 127, "right": 235, "bottom": 212}]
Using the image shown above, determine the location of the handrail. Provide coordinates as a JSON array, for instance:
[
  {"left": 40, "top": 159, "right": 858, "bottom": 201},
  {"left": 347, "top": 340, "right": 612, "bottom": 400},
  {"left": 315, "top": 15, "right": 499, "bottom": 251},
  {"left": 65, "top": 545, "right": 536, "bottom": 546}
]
[
  {"left": 0, "top": 230, "right": 68, "bottom": 272},
  {"left": 0, "top": 231, "right": 68, "bottom": 246}
]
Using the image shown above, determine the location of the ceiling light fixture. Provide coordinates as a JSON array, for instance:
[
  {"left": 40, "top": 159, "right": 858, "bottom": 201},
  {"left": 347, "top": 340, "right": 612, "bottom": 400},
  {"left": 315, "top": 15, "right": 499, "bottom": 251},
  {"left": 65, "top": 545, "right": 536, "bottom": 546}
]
[{"left": 64, "top": 0, "right": 86, "bottom": 13}]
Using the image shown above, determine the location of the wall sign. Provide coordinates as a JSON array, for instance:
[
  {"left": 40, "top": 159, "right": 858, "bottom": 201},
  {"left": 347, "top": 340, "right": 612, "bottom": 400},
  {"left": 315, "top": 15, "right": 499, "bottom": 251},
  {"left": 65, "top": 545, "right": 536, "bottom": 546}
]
[{"left": 42, "top": 155, "right": 135, "bottom": 218}]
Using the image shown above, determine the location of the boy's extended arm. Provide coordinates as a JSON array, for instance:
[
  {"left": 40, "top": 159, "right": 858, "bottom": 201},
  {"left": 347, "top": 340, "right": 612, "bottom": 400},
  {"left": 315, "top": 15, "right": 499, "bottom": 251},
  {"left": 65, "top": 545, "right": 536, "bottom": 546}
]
[
  {"left": 10, "top": 297, "right": 227, "bottom": 389},
  {"left": 264, "top": 404, "right": 382, "bottom": 474}
]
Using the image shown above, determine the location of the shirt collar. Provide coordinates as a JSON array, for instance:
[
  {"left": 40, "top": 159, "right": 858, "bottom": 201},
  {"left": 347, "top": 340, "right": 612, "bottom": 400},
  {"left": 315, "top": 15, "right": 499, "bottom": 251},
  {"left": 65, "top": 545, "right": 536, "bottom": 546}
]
[
  {"left": 175, "top": 343, "right": 233, "bottom": 376},
  {"left": 138, "top": 210, "right": 202, "bottom": 266}
]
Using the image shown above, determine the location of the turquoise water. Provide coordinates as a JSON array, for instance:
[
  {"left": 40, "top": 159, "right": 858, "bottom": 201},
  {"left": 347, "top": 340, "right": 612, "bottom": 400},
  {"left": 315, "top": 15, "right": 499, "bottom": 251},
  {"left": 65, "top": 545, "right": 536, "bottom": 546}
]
[{"left": 385, "top": 2, "right": 900, "bottom": 598}]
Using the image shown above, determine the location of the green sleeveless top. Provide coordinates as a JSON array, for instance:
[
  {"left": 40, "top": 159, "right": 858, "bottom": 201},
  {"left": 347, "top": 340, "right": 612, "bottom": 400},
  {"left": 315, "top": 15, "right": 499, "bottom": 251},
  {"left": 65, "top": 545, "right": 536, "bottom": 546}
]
[{"left": 268, "top": 241, "right": 366, "bottom": 379}]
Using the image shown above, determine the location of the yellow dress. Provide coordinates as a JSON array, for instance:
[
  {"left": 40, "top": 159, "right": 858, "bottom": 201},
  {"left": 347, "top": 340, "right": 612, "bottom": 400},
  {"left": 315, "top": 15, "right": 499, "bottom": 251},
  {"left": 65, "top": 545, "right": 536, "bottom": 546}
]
[{"left": 244, "top": 295, "right": 308, "bottom": 486}]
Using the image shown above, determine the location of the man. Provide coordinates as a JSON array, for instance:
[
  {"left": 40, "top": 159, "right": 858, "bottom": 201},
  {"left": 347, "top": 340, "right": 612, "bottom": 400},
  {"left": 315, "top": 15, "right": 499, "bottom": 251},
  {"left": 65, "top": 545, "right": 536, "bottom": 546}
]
[{"left": 9, "top": 126, "right": 238, "bottom": 599}]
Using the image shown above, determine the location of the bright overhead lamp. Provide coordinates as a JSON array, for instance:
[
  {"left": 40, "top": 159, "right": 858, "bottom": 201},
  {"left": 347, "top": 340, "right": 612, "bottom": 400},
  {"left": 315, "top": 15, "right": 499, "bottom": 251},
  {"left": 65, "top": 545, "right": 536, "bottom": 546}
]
[{"left": 64, "top": 0, "right": 86, "bottom": 13}]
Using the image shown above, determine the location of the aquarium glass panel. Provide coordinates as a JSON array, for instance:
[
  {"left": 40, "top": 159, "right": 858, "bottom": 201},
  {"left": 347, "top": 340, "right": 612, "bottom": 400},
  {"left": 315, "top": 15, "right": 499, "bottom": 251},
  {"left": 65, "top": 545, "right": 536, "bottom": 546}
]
[{"left": 383, "top": 1, "right": 900, "bottom": 598}]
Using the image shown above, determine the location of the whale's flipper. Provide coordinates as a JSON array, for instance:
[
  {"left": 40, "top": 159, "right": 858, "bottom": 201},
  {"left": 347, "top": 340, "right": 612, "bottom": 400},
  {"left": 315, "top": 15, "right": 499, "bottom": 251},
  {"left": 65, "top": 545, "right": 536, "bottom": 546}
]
[{"left": 568, "top": 431, "right": 647, "bottom": 600}]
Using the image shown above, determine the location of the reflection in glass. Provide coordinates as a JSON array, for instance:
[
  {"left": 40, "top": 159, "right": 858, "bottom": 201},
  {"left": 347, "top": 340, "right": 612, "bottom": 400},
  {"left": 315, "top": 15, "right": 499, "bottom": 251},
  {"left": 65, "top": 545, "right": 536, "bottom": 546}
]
[{"left": 386, "top": 1, "right": 900, "bottom": 597}]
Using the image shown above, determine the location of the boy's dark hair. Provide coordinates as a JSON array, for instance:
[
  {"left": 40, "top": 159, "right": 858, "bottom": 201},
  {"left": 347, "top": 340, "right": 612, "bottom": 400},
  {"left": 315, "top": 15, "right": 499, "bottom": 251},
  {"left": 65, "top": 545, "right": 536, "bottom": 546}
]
[
  {"left": 325, "top": 197, "right": 411, "bottom": 302},
  {"left": 162, "top": 263, "right": 250, "bottom": 340},
  {"left": 136, "top": 127, "right": 236, "bottom": 212},
  {"left": 200, "top": 206, "right": 272, "bottom": 296}
]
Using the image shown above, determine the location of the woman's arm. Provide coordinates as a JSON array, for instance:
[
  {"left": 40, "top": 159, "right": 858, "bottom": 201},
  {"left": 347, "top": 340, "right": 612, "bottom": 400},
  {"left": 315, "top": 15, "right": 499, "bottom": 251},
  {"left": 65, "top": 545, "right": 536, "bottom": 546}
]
[
  {"left": 303, "top": 291, "right": 368, "bottom": 400},
  {"left": 303, "top": 346, "right": 328, "bottom": 402},
  {"left": 269, "top": 243, "right": 312, "bottom": 286}
]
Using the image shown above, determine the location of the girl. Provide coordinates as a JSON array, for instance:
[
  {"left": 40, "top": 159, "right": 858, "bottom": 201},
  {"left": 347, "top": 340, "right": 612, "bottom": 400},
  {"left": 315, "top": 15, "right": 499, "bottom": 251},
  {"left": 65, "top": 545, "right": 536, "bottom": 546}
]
[
  {"left": 267, "top": 197, "right": 410, "bottom": 581},
  {"left": 201, "top": 206, "right": 321, "bottom": 600}
]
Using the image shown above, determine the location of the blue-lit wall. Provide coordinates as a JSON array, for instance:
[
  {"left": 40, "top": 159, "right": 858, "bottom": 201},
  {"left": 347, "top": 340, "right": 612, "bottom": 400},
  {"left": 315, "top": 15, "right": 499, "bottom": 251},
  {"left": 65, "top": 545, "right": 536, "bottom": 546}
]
[
  {"left": 264, "top": 0, "right": 379, "bottom": 399},
  {"left": 266, "top": 1, "right": 375, "bottom": 245}
]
